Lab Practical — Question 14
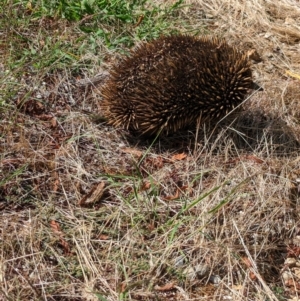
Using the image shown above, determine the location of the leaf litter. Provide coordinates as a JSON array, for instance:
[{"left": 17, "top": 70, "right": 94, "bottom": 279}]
[{"left": 1, "top": 0, "right": 300, "bottom": 300}]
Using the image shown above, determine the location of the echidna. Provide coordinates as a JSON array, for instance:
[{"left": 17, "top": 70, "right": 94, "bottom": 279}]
[{"left": 101, "top": 34, "right": 253, "bottom": 136}]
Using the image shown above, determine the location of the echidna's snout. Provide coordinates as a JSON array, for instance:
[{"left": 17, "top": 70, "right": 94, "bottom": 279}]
[{"left": 100, "top": 34, "right": 254, "bottom": 136}]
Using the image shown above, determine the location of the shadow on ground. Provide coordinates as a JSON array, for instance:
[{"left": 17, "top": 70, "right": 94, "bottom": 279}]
[{"left": 118, "top": 108, "right": 300, "bottom": 156}]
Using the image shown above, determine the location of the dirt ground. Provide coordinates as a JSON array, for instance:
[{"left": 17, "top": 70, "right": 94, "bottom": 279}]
[{"left": 1, "top": 0, "right": 300, "bottom": 300}]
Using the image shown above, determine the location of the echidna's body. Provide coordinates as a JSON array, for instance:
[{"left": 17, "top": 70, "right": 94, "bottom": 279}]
[{"left": 101, "top": 35, "right": 253, "bottom": 136}]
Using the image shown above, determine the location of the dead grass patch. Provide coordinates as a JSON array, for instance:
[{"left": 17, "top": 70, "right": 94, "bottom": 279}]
[{"left": 1, "top": 0, "right": 300, "bottom": 300}]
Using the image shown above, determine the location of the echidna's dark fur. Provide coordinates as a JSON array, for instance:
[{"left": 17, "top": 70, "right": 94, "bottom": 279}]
[{"left": 101, "top": 35, "right": 253, "bottom": 136}]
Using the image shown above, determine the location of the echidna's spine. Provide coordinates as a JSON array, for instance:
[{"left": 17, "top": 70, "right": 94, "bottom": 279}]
[{"left": 101, "top": 34, "right": 253, "bottom": 136}]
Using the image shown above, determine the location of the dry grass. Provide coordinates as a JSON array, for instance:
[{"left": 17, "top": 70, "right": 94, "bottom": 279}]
[{"left": 1, "top": 0, "right": 300, "bottom": 300}]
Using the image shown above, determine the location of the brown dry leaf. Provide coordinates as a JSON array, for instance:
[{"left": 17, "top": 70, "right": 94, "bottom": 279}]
[
  {"left": 121, "top": 147, "right": 143, "bottom": 158},
  {"left": 98, "top": 234, "right": 110, "bottom": 240},
  {"left": 155, "top": 282, "right": 175, "bottom": 291},
  {"left": 50, "top": 220, "right": 63, "bottom": 235},
  {"left": 78, "top": 182, "right": 106, "bottom": 206},
  {"left": 60, "top": 239, "right": 71, "bottom": 255},
  {"left": 35, "top": 100, "right": 44, "bottom": 109},
  {"left": 134, "top": 14, "right": 144, "bottom": 27},
  {"left": 244, "top": 155, "right": 264, "bottom": 164},
  {"left": 51, "top": 117, "right": 57, "bottom": 128},
  {"left": 52, "top": 171, "right": 60, "bottom": 192},
  {"left": 123, "top": 185, "right": 133, "bottom": 195},
  {"left": 120, "top": 282, "right": 127, "bottom": 293},
  {"left": 38, "top": 114, "right": 53, "bottom": 121},
  {"left": 147, "top": 220, "right": 155, "bottom": 232},
  {"left": 171, "top": 153, "right": 187, "bottom": 161},
  {"left": 143, "top": 156, "right": 165, "bottom": 170},
  {"left": 249, "top": 271, "right": 257, "bottom": 281},
  {"left": 179, "top": 185, "right": 189, "bottom": 191},
  {"left": 163, "top": 188, "right": 180, "bottom": 201},
  {"left": 242, "top": 257, "right": 257, "bottom": 281},
  {"left": 242, "top": 257, "right": 252, "bottom": 268},
  {"left": 50, "top": 220, "right": 71, "bottom": 254},
  {"left": 153, "top": 156, "right": 165, "bottom": 169},
  {"left": 140, "top": 181, "right": 151, "bottom": 191},
  {"left": 48, "top": 141, "right": 61, "bottom": 149},
  {"left": 53, "top": 178, "right": 60, "bottom": 192}
]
